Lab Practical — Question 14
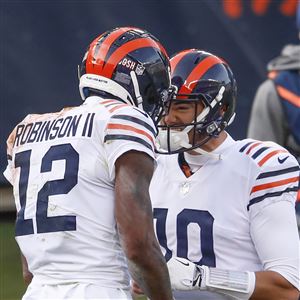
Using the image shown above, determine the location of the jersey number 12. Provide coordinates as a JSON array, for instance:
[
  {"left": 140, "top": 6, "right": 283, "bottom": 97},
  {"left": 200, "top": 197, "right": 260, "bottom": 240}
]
[{"left": 14, "top": 143, "right": 79, "bottom": 236}]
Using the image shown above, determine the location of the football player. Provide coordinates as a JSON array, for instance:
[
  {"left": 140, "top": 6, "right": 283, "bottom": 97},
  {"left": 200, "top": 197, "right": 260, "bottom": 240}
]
[
  {"left": 150, "top": 49, "right": 299, "bottom": 299},
  {"left": 3, "top": 27, "right": 173, "bottom": 300}
]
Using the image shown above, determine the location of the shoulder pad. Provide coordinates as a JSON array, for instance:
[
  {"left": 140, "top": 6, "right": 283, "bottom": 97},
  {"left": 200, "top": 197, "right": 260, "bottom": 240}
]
[{"left": 238, "top": 139, "right": 293, "bottom": 168}]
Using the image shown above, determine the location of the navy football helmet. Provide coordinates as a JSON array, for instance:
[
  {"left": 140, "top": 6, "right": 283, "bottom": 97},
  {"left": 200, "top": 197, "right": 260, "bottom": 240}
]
[
  {"left": 79, "top": 27, "right": 171, "bottom": 126},
  {"left": 156, "top": 49, "right": 237, "bottom": 154}
]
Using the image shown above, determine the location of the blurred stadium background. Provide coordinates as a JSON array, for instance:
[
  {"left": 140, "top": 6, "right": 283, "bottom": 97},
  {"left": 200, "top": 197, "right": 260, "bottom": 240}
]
[{"left": 0, "top": 0, "right": 298, "bottom": 299}]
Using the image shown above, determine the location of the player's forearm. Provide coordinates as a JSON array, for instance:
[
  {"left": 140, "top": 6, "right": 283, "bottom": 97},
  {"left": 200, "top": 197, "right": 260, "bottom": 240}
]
[
  {"left": 167, "top": 257, "right": 299, "bottom": 300},
  {"left": 250, "top": 271, "right": 299, "bottom": 300},
  {"left": 21, "top": 253, "right": 33, "bottom": 285},
  {"left": 120, "top": 215, "right": 173, "bottom": 299},
  {"left": 127, "top": 240, "right": 173, "bottom": 300},
  {"left": 115, "top": 152, "right": 173, "bottom": 299}
]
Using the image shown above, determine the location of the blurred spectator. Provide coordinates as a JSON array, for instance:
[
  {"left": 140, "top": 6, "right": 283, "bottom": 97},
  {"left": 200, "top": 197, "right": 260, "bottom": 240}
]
[{"left": 247, "top": 3, "right": 300, "bottom": 230}]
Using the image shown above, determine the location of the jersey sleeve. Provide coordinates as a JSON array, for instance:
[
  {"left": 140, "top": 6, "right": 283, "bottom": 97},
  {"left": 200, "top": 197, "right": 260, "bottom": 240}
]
[
  {"left": 3, "top": 124, "right": 20, "bottom": 185},
  {"left": 247, "top": 143, "right": 299, "bottom": 216},
  {"left": 250, "top": 201, "right": 300, "bottom": 289},
  {"left": 103, "top": 106, "right": 157, "bottom": 178},
  {"left": 3, "top": 114, "right": 34, "bottom": 185}
]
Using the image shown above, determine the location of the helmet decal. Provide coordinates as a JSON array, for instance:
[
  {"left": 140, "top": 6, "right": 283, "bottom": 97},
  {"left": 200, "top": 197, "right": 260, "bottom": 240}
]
[{"left": 178, "top": 55, "right": 224, "bottom": 96}]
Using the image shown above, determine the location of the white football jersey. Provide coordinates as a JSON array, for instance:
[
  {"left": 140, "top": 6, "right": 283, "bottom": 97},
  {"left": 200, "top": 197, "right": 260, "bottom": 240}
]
[
  {"left": 150, "top": 134, "right": 300, "bottom": 297},
  {"left": 4, "top": 96, "right": 157, "bottom": 288}
]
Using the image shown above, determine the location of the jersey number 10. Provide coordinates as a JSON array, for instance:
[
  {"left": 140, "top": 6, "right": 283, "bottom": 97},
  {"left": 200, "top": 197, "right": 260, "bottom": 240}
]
[{"left": 154, "top": 208, "right": 216, "bottom": 267}]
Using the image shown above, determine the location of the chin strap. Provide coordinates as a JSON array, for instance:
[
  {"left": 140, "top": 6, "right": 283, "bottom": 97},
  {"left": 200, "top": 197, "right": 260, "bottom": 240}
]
[
  {"left": 194, "top": 86, "right": 225, "bottom": 126},
  {"left": 180, "top": 140, "right": 223, "bottom": 160},
  {"left": 173, "top": 116, "right": 223, "bottom": 160},
  {"left": 130, "top": 71, "right": 143, "bottom": 110},
  {"left": 227, "top": 112, "right": 236, "bottom": 126},
  {"left": 156, "top": 85, "right": 228, "bottom": 157}
]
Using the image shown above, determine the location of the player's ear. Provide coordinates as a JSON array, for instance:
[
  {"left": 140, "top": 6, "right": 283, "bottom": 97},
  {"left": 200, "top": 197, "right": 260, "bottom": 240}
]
[{"left": 219, "top": 104, "right": 228, "bottom": 116}]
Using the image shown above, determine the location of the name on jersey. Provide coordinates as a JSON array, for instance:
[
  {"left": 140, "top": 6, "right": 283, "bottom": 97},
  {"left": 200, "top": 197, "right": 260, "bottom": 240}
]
[{"left": 14, "top": 113, "right": 95, "bottom": 147}]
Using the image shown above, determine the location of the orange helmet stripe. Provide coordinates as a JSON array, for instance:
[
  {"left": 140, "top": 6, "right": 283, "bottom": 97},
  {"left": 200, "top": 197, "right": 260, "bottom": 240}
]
[
  {"left": 179, "top": 55, "right": 224, "bottom": 95},
  {"left": 170, "top": 49, "right": 193, "bottom": 73},
  {"left": 86, "top": 27, "right": 134, "bottom": 74},
  {"left": 156, "top": 41, "right": 169, "bottom": 61}
]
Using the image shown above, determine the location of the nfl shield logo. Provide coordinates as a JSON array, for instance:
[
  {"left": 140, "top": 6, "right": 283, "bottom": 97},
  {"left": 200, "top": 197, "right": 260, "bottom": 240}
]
[{"left": 135, "top": 64, "right": 145, "bottom": 75}]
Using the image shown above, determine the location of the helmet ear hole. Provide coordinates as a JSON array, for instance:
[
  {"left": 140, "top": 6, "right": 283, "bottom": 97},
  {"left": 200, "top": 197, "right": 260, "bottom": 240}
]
[{"left": 220, "top": 103, "right": 228, "bottom": 114}]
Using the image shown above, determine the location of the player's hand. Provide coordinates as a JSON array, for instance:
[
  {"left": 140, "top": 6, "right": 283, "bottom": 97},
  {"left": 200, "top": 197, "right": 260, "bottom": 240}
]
[
  {"left": 131, "top": 280, "right": 145, "bottom": 295},
  {"left": 167, "top": 257, "right": 204, "bottom": 290},
  {"left": 23, "top": 270, "right": 33, "bottom": 285}
]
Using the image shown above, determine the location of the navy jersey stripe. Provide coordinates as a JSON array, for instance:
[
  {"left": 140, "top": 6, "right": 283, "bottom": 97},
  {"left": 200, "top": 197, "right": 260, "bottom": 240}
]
[
  {"left": 251, "top": 146, "right": 270, "bottom": 159},
  {"left": 257, "top": 166, "right": 300, "bottom": 179},
  {"left": 247, "top": 186, "right": 298, "bottom": 210},
  {"left": 104, "top": 134, "right": 153, "bottom": 150},
  {"left": 239, "top": 142, "right": 254, "bottom": 153},
  {"left": 111, "top": 115, "right": 157, "bottom": 136}
]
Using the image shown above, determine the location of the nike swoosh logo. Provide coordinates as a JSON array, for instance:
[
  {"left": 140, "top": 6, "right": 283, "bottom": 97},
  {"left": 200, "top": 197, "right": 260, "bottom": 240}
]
[
  {"left": 175, "top": 258, "right": 189, "bottom": 266},
  {"left": 278, "top": 156, "right": 289, "bottom": 164}
]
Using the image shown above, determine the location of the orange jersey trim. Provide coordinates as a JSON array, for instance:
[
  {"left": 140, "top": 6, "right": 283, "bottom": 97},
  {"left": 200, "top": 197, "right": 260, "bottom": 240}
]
[
  {"left": 107, "top": 123, "right": 155, "bottom": 145},
  {"left": 245, "top": 142, "right": 262, "bottom": 155},
  {"left": 251, "top": 176, "right": 299, "bottom": 194},
  {"left": 101, "top": 99, "right": 121, "bottom": 105},
  {"left": 258, "top": 149, "right": 288, "bottom": 167},
  {"left": 182, "top": 164, "right": 193, "bottom": 178},
  {"left": 108, "top": 104, "right": 129, "bottom": 113}
]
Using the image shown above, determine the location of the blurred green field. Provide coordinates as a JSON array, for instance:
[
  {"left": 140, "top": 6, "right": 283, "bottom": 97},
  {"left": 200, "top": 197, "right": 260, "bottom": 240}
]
[
  {"left": 0, "top": 220, "right": 26, "bottom": 300},
  {"left": 0, "top": 219, "right": 147, "bottom": 300},
  {"left": 0, "top": 220, "right": 148, "bottom": 300}
]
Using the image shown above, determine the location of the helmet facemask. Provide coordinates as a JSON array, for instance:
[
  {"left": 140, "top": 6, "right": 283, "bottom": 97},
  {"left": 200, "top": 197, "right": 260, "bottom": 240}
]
[
  {"left": 156, "top": 49, "right": 237, "bottom": 155},
  {"left": 156, "top": 82, "right": 235, "bottom": 155}
]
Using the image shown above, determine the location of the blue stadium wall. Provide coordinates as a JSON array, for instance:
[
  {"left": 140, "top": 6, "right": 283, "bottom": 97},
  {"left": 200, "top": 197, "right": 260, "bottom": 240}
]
[{"left": 0, "top": 0, "right": 299, "bottom": 184}]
